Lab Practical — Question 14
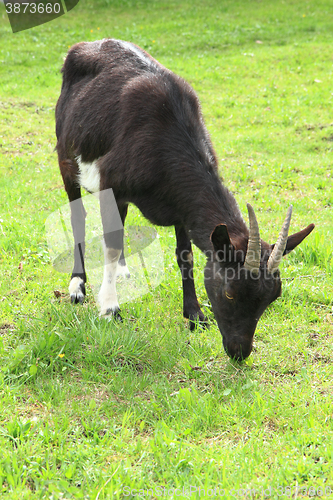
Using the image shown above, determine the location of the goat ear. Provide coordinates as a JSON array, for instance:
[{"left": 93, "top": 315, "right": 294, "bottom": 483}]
[
  {"left": 284, "top": 223, "right": 315, "bottom": 255},
  {"left": 270, "top": 223, "right": 315, "bottom": 255},
  {"left": 211, "top": 224, "right": 235, "bottom": 261}
]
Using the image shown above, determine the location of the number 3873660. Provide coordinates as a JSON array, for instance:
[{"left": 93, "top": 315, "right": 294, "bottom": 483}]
[{"left": 5, "top": 3, "right": 61, "bottom": 14}]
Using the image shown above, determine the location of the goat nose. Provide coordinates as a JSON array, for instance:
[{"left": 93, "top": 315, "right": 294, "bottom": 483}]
[{"left": 223, "top": 338, "right": 253, "bottom": 361}]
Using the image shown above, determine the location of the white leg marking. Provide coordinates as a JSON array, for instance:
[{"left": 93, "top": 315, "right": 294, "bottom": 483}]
[
  {"left": 69, "top": 277, "right": 85, "bottom": 303},
  {"left": 116, "top": 261, "right": 131, "bottom": 279},
  {"left": 98, "top": 244, "right": 122, "bottom": 317}
]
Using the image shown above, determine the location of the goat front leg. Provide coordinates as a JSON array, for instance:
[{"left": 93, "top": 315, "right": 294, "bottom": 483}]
[
  {"left": 69, "top": 196, "right": 87, "bottom": 303},
  {"left": 98, "top": 189, "right": 123, "bottom": 320},
  {"left": 99, "top": 243, "right": 122, "bottom": 319},
  {"left": 175, "top": 225, "right": 208, "bottom": 330}
]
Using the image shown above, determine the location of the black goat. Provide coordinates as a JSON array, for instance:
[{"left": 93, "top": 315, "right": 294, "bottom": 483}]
[{"left": 55, "top": 39, "right": 314, "bottom": 360}]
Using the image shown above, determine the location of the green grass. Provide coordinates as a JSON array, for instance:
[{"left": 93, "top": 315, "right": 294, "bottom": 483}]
[{"left": 0, "top": 0, "right": 333, "bottom": 498}]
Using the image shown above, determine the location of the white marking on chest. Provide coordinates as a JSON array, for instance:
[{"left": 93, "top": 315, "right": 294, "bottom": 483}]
[{"left": 76, "top": 155, "right": 100, "bottom": 193}]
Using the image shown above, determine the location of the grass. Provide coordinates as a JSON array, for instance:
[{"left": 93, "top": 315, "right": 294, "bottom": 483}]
[{"left": 0, "top": 0, "right": 333, "bottom": 498}]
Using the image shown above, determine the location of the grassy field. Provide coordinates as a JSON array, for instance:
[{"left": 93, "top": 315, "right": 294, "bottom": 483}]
[{"left": 0, "top": 0, "right": 333, "bottom": 498}]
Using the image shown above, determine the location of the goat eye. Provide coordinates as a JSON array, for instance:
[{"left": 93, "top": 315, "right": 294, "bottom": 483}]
[{"left": 225, "top": 291, "right": 234, "bottom": 300}]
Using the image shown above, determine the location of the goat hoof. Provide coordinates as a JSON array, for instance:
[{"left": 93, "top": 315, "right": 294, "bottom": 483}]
[
  {"left": 69, "top": 277, "right": 85, "bottom": 304},
  {"left": 101, "top": 307, "right": 123, "bottom": 322},
  {"left": 188, "top": 313, "right": 209, "bottom": 331},
  {"left": 71, "top": 294, "right": 85, "bottom": 304},
  {"left": 114, "top": 311, "right": 123, "bottom": 322},
  {"left": 110, "top": 309, "right": 122, "bottom": 322}
]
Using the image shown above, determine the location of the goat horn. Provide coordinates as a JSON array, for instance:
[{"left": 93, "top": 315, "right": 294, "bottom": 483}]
[
  {"left": 244, "top": 203, "right": 261, "bottom": 276},
  {"left": 267, "top": 205, "right": 293, "bottom": 274}
]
